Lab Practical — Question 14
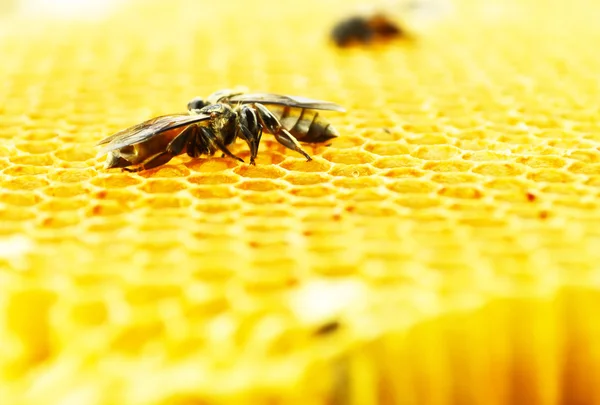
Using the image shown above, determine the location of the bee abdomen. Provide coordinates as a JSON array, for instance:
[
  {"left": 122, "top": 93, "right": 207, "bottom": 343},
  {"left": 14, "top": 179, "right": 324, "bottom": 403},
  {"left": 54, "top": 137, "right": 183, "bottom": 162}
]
[{"left": 278, "top": 107, "right": 339, "bottom": 143}]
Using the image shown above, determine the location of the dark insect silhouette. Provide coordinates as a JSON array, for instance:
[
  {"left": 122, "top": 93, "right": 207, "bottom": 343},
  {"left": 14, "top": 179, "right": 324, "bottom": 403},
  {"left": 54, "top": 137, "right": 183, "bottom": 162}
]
[
  {"left": 331, "top": 13, "right": 406, "bottom": 47},
  {"left": 96, "top": 89, "right": 345, "bottom": 172}
]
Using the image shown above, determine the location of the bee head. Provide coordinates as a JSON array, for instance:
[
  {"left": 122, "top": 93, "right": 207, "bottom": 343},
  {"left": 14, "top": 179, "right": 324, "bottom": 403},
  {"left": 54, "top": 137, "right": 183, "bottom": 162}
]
[{"left": 187, "top": 97, "right": 209, "bottom": 113}]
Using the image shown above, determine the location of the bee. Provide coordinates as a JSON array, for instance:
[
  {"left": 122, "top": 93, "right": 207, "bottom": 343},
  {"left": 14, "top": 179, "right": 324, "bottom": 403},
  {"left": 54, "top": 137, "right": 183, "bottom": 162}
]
[
  {"left": 330, "top": 13, "right": 406, "bottom": 47},
  {"left": 95, "top": 89, "right": 345, "bottom": 172}
]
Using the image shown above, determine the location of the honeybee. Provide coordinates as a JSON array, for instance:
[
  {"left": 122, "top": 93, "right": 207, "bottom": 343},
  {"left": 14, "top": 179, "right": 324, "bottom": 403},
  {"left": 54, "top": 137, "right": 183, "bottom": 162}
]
[
  {"left": 95, "top": 89, "right": 345, "bottom": 172},
  {"left": 331, "top": 13, "right": 406, "bottom": 47}
]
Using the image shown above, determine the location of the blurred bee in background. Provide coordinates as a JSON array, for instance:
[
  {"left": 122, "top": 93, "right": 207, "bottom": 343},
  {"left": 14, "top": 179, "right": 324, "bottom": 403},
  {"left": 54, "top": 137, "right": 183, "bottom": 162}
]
[
  {"left": 330, "top": 0, "right": 452, "bottom": 47},
  {"left": 331, "top": 13, "right": 407, "bottom": 47},
  {"left": 96, "top": 89, "right": 345, "bottom": 172}
]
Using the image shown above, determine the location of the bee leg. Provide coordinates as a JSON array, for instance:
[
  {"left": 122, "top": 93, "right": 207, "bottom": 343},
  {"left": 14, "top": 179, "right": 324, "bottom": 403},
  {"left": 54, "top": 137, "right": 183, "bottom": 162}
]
[
  {"left": 237, "top": 105, "right": 263, "bottom": 165},
  {"left": 199, "top": 126, "right": 244, "bottom": 163},
  {"left": 253, "top": 103, "right": 312, "bottom": 161},
  {"left": 237, "top": 124, "right": 262, "bottom": 165},
  {"left": 167, "top": 125, "right": 196, "bottom": 155}
]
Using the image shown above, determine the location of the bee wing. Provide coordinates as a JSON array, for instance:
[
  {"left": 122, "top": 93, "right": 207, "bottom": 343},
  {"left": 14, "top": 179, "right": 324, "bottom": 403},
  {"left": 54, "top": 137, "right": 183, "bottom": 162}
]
[
  {"left": 96, "top": 113, "right": 211, "bottom": 155},
  {"left": 228, "top": 93, "right": 346, "bottom": 112}
]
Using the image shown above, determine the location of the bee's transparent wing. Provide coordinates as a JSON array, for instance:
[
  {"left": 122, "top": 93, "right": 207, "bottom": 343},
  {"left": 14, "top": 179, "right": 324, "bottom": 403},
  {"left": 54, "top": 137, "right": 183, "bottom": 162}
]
[
  {"left": 96, "top": 113, "right": 211, "bottom": 156},
  {"left": 228, "top": 93, "right": 346, "bottom": 112}
]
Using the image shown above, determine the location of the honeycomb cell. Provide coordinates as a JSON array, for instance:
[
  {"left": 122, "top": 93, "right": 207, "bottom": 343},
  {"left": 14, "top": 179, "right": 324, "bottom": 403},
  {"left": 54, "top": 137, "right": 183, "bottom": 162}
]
[
  {"left": 186, "top": 158, "right": 239, "bottom": 172},
  {"left": 289, "top": 185, "right": 334, "bottom": 198},
  {"left": 332, "top": 177, "right": 383, "bottom": 189},
  {"left": 54, "top": 147, "right": 96, "bottom": 162},
  {"left": 43, "top": 183, "right": 89, "bottom": 197},
  {"left": 9, "top": 154, "right": 54, "bottom": 166},
  {"left": 373, "top": 156, "right": 423, "bottom": 169},
  {"left": 438, "top": 185, "right": 484, "bottom": 199},
  {"left": 0, "top": 191, "right": 42, "bottom": 206},
  {"left": 321, "top": 149, "right": 375, "bottom": 164},
  {"left": 363, "top": 141, "right": 410, "bottom": 156},
  {"left": 142, "top": 195, "right": 193, "bottom": 209},
  {"left": 3, "top": 165, "right": 50, "bottom": 176},
  {"left": 48, "top": 169, "right": 95, "bottom": 183},
  {"left": 568, "top": 149, "right": 600, "bottom": 163},
  {"left": 472, "top": 162, "right": 526, "bottom": 177},
  {"left": 279, "top": 158, "right": 331, "bottom": 172},
  {"left": 236, "top": 179, "right": 288, "bottom": 192},
  {"left": 567, "top": 162, "right": 600, "bottom": 175},
  {"left": 1, "top": 175, "right": 49, "bottom": 190},
  {"left": 422, "top": 161, "right": 473, "bottom": 172},
  {"left": 382, "top": 168, "right": 427, "bottom": 178},
  {"left": 516, "top": 156, "right": 567, "bottom": 169},
  {"left": 395, "top": 195, "right": 442, "bottom": 209},
  {"left": 411, "top": 145, "right": 462, "bottom": 160},
  {"left": 188, "top": 173, "right": 240, "bottom": 185},
  {"left": 15, "top": 140, "right": 60, "bottom": 154},
  {"left": 328, "top": 164, "right": 377, "bottom": 177},
  {"left": 138, "top": 164, "right": 191, "bottom": 178},
  {"left": 283, "top": 172, "right": 330, "bottom": 185},
  {"left": 139, "top": 179, "right": 187, "bottom": 194},
  {"left": 430, "top": 173, "right": 481, "bottom": 185},
  {"left": 406, "top": 134, "right": 452, "bottom": 147},
  {"left": 86, "top": 202, "right": 128, "bottom": 217},
  {"left": 188, "top": 186, "right": 238, "bottom": 200},
  {"left": 386, "top": 179, "right": 439, "bottom": 194},
  {"left": 241, "top": 191, "right": 287, "bottom": 204},
  {"left": 233, "top": 165, "right": 286, "bottom": 179},
  {"left": 526, "top": 169, "right": 579, "bottom": 183},
  {"left": 39, "top": 213, "right": 82, "bottom": 228},
  {"left": 91, "top": 174, "right": 143, "bottom": 188},
  {"left": 38, "top": 198, "right": 88, "bottom": 212}
]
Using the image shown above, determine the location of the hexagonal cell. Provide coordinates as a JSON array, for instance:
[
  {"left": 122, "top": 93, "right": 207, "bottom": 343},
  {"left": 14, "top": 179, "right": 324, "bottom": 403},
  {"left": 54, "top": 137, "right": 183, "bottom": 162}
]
[
  {"left": 332, "top": 177, "right": 383, "bottom": 189},
  {"left": 91, "top": 174, "right": 143, "bottom": 188},
  {"left": 54, "top": 146, "right": 96, "bottom": 162},
  {"left": 329, "top": 164, "right": 377, "bottom": 177},
  {"left": 38, "top": 198, "right": 88, "bottom": 212},
  {"left": 363, "top": 141, "right": 409, "bottom": 157},
  {"left": 568, "top": 162, "right": 600, "bottom": 175},
  {"left": 235, "top": 179, "right": 288, "bottom": 192},
  {"left": 15, "top": 141, "right": 59, "bottom": 154},
  {"left": 526, "top": 169, "right": 579, "bottom": 183},
  {"left": 189, "top": 185, "right": 239, "bottom": 199},
  {"left": 422, "top": 161, "right": 473, "bottom": 172},
  {"left": 430, "top": 173, "right": 481, "bottom": 185},
  {"left": 321, "top": 149, "right": 375, "bottom": 165},
  {"left": 9, "top": 154, "right": 54, "bottom": 166},
  {"left": 283, "top": 172, "right": 330, "bottom": 185},
  {"left": 516, "top": 156, "right": 567, "bottom": 169},
  {"left": 139, "top": 179, "right": 187, "bottom": 194},
  {"left": 373, "top": 156, "right": 423, "bottom": 169},
  {"left": 188, "top": 173, "right": 241, "bottom": 185},
  {"left": 1, "top": 191, "right": 42, "bottom": 206},
  {"left": 3, "top": 165, "right": 50, "bottom": 176},
  {"left": 279, "top": 158, "right": 331, "bottom": 172},
  {"left": 233, "top": 165, "right": 286, "bottom": 179},
  {"left": 472, "top": 163, "right": 526, "bottom": 177},
  {"left": 289, "top": 185, "right": 334, "bottom": 198},
  {"left": 395, "top": 195, "right": 442, "bottom": 209},
  {"left": 386, "top": 179, "right": 439, "bottom": 194},
  {"left": 1, "top": 175, "right": 49, "bottom": 190},
  {"left": 411, "top": 145, "right": 462, "bottom": 160},
  {"left": 47, "top": 169, "right": 95, "bottom": 183}
]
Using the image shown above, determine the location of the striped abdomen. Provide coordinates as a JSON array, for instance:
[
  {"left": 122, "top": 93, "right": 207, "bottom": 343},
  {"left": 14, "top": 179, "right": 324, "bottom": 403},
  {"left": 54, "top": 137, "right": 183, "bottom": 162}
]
[{"left": 267, "top": 106, "right": 339, "bottom": 143}]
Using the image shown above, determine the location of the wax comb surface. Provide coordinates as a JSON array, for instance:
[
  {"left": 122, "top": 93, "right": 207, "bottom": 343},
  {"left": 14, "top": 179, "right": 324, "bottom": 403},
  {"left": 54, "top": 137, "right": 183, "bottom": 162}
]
[{"left": 1, "top": 0, "right": 600, "bottom": 404}]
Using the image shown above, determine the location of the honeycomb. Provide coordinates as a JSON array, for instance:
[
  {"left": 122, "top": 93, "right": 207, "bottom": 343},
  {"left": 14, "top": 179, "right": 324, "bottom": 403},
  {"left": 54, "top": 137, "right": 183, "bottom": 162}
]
[{"left": 1, "top": 0, "right": 600, "bottom": 403}]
